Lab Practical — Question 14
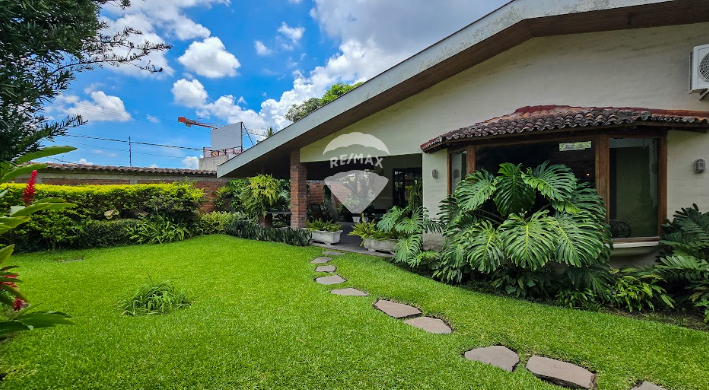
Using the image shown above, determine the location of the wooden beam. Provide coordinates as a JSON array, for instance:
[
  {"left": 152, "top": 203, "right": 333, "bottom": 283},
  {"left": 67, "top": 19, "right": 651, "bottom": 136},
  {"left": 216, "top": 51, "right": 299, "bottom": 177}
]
[
  {"left": 595, "top": 134, "right": 611, "bottom": 222},
  {"left": 658, "top": 132, "right": 668, "bottom": 234}
]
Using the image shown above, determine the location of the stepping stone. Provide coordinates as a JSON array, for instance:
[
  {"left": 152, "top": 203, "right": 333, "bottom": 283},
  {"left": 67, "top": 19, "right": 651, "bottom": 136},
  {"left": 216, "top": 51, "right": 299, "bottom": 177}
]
[
  {"left": 526, "top": 356, "right": 596, "bottom": 389},
  {"left": 403, "top": 317, "right": 452, "bottom": 334},
  {"left": 464, "top": 346, "right": 520, "bottom": 372},
  {"left": 331, "top": 288, "right": 368, "bottom": 297},
  {"left": 322, "top": 250, "right": 345, "bottom": 256},
  {"left": 315, "top": 265, "right": 337, "bottom": 273},
  {"left": 315, "top": 275, "right": 346, "bottom": 285},
  {"left": 373, "top": 299, "right": 421, "bottom": 319},
  {"left": 632, "top": 382, "right": 667, "bottom": 390},
  {"left": 311, "top": 257, "right": 332, "bottom": 264}
]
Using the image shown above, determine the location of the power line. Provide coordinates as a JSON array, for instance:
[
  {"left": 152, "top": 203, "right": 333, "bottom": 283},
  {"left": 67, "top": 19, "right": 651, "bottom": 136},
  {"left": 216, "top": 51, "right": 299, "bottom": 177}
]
[{"left": 63, "top": 134, "right": 203, "bottom": 151}]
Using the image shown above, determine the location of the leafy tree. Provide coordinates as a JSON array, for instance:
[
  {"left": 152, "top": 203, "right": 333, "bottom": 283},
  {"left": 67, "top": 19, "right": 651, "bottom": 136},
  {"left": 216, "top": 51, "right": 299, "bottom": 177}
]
[
  {"left": 436, "top": 162, "right": 613, "bottom": 298},
  {"left": 285, "top": 82, "right": 363, "bottom": 123},
  {"left": 0, "top": 0, "right": 170, "bottom": 162}
]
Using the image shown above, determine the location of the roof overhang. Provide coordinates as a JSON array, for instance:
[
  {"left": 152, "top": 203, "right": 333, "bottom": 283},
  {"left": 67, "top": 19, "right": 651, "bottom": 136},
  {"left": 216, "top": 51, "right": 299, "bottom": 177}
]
[
  {"left": 218, "top": 0, "right": 709, "bottom": 179},
  {"left": 420, "top": 106, "right": 709, "bottom": 152}
]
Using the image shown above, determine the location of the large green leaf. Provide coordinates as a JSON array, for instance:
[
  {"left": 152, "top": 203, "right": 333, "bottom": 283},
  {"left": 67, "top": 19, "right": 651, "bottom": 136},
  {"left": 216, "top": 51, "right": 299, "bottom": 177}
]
[
  {"left": 0, "top": 216, "right": 30, "bottom": 235},
  {"left": 500, "top": 212, "right": 555, "bottom": 270},
  {"left": 14, "top": 146, "right": 77, "bottom": 165},
  {"left": 1, "top": 163, "right": 46, "bottom": 183},
  {"left": 0, "top": 245, "right": 14, "bottom": 264},
  {"left": 394, "top": 234, "right": 423, "bottom": 265},
  {"left": 10, "top": 199, "right": 76, "bottom": 217},
  {"left": 455, "top": 170, "right": 496, "bottom": 212},
  {"left": 523, "top": 161, "right": 577, "bottom": 203},
  {"left": 13, "top": 311, "right": 74, "bottom": 328},
  {"left": 0, "top": 321, "right": 33, "bottom": 336},
  {"left": 551, "top": 214, "right": 605, "bottom": 267},
  {"left": 570, "top": 183, "right": 606, "bottom": 221},
  {"left": 460, "top": 221, "right": 505, "bottom": 273},
  {"left": 494, "top": 163, "right": 535, "bottom": 216}
]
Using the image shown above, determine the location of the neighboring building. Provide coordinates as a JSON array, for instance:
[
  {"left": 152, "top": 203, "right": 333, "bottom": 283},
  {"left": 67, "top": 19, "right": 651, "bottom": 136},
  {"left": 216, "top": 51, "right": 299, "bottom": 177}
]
[
  {"left": 199, "top": 122, "right": 244, "bottom": 171},
  {"left": 218, "top": 0, "right": 709, "bottom": 262},
  {"left": 19, "top": 163, "right": 229, "bottom": 211}
]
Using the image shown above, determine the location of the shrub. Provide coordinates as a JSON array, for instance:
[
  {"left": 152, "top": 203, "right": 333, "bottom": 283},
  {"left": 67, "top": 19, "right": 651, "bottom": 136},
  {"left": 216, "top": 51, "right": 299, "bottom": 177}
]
[
  {"left": 609, "top": 268, "right": 674, "bottom": 312},
  {"left": 239, "top": 175, "right": 289, "bottom": 217},
  {"left": 225, "top": 220, "right": 311, "bottom": 246},
  {"left": 0, "top": 182, "right": 204, "bottom": 251},
  {"left": 121, "top": 281, "right": 190, "bottom": 316},
  {"left": 348, "top": 220, "right": 394, "bottom": 241},
  {"left": 377, "top": 206, "right": 442, "bottom": 268},
  {"left": 197, "top": 212, "right": 244, "bottom": 235},
  {"left": 306, "top": 219, "right": 341, "bottom": 232},
  {"left": 74, "top": 219, "right": 139, "bottom": 248},
  {"left": 436, "top": 162, "right": 613, "bottom": 294},
  {"left": 126, "top": 215, "right": 194, "bottom": 245}
]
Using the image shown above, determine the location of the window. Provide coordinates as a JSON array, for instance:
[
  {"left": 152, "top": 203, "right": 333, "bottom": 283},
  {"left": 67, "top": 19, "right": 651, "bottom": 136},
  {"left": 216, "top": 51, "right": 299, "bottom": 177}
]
[
  {"left": 393, "top": 168, "right": 422, "bottom": 207},
  {"left": 449, "top": 132, "right": 665, "bottom": 240},
  {"left": 450, "top": 150, "right": 467, "bottom": 192},
  {"left": 609, "top": 138, "right": 658, "bottom": 238}
]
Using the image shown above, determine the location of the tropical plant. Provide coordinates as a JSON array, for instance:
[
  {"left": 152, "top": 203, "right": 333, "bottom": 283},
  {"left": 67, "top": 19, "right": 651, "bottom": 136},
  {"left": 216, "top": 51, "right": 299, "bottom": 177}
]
[
  {"left": 1, "top": 146, "right": 76, "bottom": 335},
  {"left": 436, "top": 162, "right": 613, "bottom": 295},
  {"left": 654, "top": 205, "right": 709, "bottom": 322},
  {"left": 286, "top": 82, "right": 362, "bottom": 122},
  {"left": 306, "top": 219, "right": 341, "bottom": 232},
  {"left": 348, "top": 220, "right": 393, "bottom": 242},
  {"left": 609, "top": 268, "right": 675, "bottom": 312},
  {"left": 126, "top": 215, "right": 193, "bottom": 245},
  {"left": 377, "top": 206, "right": 442, "bottom": 267},
  {"left": 121, "top": 281, "right": 191, "bottom": 316},
  {"left": 225, "top": 220, "right": 311, "bottom": 246},
  {"left": 239, "top": 175, "right": 289, "bottom": 217}
]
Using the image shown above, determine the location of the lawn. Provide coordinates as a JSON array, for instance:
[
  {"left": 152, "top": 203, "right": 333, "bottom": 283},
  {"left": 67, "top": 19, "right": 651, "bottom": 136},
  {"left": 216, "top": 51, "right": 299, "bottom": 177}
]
[{"left": 1, "top": 235, "right": 707, "bottom": 390}]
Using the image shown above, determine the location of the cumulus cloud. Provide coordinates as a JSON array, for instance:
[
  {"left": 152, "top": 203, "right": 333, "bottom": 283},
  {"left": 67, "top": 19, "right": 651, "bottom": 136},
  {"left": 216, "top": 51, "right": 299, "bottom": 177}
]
[
  {"left": 77, "top": 158, "right": 94, "bottom": 165},
  {"left": 254, "top": 40, "right": 272, "bottom": 56},
  {"left": 182, "top": 156, "right": 200, "bottom": 169},
  {"left": 178, "top": 37, "right": 241, "bottom": 78},
  {"left": 171, "top": 79, "right": 209, "bottom": 108},
  {"left": 277, "top": 22, "right": 305, "bottom": 49},
  {"left": 51, "top": 91, "right": 132, "bottom": 123}
]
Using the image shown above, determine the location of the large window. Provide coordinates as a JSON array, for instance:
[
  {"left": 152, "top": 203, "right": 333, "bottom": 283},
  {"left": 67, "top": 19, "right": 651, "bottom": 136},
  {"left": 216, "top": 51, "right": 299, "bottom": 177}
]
[
  {"left": 393, "top": 168, "right": 422, "bottom": 207},
  {"left": 449, "top": 132, "right": 665, "bottom": 240}
]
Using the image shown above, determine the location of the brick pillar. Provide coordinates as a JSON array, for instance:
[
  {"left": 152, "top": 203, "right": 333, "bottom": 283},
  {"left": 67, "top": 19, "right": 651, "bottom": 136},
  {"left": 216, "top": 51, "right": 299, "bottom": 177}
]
[{"left": 290, "top": 149, "right": 308, "bottom": 229}]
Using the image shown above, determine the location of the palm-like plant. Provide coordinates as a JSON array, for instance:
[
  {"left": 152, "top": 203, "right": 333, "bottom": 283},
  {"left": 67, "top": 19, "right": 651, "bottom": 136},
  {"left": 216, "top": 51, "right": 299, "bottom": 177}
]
[{"left": 437, "top": 162, "right": 613, "bottom": 293}]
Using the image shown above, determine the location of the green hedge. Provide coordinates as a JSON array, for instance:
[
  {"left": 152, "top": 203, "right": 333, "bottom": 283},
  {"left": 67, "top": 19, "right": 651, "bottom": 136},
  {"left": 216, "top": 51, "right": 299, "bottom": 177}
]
[
  {"left": 1, "top": 183, "right": 205, "bottom": 251},
  {"left": 225, "top": 220, "right": 311, "bottom": 246}
]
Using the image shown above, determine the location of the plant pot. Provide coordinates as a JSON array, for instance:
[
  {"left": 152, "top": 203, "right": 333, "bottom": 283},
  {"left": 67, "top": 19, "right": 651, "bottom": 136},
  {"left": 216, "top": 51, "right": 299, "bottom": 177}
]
[
  {"left": 363, "top": 237, "right": 397, "bottom": 254},
  {"left": 258, "top": 214, "right": 273, "bottom": 228},
  {"left": 352, "top": 216, "right": 361, "bottom": 223},
  {"left": 310, "top": 230, "right": 343, "bottom": 246}
]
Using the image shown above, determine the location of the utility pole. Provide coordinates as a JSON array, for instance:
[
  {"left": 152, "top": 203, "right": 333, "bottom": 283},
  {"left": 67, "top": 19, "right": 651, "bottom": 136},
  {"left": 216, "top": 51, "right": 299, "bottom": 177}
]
[{"left": 128, "top": 136, "right": 133, "bottom": 167}]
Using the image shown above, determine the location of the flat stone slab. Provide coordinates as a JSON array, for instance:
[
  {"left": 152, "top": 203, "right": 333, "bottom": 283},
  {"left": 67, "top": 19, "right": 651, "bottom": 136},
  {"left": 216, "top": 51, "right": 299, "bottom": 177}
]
[
  {"left": 464, "top": 346, "right": 520, "bottom": 372},
  {"left": 315, "top": 275, "right": 346, "bottom": 285},
  {"left": 526, "top": 356, "right": 596, "bottom": 389},
  {"left": 403, "top": 317, "right": 452, "bottom": 334},
  {"left": 374, "top": 299, "right": 421, "bottom": 319},
  {"left": 311, "top": 257, "right": 332, "bottom": 264},
  {"left": 331, "top": 288, "right": 368, "bottom": 297},
  {"left": 322, "top": 251, "right": 345, "bottom": 256},
  {"left": 632, "top": 382, "right": 667, "bottom": 390},
  {"left": 315, "top": 265, "right": 336, "bottom": 272}
]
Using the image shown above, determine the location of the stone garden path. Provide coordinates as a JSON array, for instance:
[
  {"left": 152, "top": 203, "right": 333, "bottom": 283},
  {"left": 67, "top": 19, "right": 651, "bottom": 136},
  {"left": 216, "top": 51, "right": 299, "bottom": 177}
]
[{"left": 311, "top": 251, "right": 668, "bottom": 390}]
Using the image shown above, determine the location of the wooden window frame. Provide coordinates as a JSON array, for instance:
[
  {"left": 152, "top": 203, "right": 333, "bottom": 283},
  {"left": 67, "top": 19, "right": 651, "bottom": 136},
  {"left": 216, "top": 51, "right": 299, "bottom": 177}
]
[{"left": 446, "top": 127, "right": 668, "bottom": 241}]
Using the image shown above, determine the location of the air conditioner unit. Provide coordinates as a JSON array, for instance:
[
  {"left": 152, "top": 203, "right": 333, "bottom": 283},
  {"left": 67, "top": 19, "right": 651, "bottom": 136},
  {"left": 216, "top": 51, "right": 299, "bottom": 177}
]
[{"left": 689, "top": 44, "right": 709, "bottom": 97}]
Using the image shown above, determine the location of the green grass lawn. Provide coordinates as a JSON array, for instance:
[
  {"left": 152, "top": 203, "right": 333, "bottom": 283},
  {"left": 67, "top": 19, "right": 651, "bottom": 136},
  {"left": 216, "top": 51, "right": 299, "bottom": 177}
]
[{"left": 1, "top": 235, "right": 707, "bottom": 390}]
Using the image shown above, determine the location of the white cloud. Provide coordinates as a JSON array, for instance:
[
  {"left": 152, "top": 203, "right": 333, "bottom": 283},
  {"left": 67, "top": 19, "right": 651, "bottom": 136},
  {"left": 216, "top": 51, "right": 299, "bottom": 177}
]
[
  {"left": 52, "top": 91, "right": 132, "bottom": 123},
  {"left": 199, "top": 95, "right": 267, "bottom": 129},
  {"left": 178, "top": 37, "right": 241, "bottom": 78},
  {"left": 182, "top": 156, "right": 200, "bottom": 169},
  {"left": 149, "top": 163, "right": 159, "bottom": 168},
  {"left": 171, "top": 79, "right": 209, "bottom": 108},
  {"left": 146, "top": 114, "right": 160, "bottom": 123},
  {"left": 277, "top": 22, "right": 305, "bottom": 49},
  {"left": 254, "top": 40, "right": 272, "bottom": 56},
  {"left": 78, "top": 158, "right": 93, "bottom": 165}
]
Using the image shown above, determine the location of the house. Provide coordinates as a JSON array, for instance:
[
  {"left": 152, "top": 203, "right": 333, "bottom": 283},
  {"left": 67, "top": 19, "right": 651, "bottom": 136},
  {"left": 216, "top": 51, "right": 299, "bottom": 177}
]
[{"left": 218, "top": 0, "right": 709, "bottom": 261}]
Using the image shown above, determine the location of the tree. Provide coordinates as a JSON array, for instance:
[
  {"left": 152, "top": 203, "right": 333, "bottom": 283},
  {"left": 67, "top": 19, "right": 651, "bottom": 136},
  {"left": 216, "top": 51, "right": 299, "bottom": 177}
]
[
  {"left": 285, "top": 82, "right": 363, "bottom": 123},
  {"left": 0, "top": 0, "right": 170, "bottom": 162}
]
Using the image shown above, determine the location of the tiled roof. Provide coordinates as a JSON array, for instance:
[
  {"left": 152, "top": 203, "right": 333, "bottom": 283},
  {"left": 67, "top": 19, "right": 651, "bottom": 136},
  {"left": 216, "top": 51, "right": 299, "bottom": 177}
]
[
  {"left": 420, "top": 105, "right": 709, "bottom": 152},
  {"left": 41, "top": 163, "right": 217, "bottom": 176}
]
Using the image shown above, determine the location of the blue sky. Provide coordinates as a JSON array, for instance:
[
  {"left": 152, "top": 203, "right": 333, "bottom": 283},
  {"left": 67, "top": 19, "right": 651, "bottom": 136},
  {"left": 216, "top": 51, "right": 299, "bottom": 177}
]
[{"left": 47, "top": 0, "right": 504, "bottom": 169}]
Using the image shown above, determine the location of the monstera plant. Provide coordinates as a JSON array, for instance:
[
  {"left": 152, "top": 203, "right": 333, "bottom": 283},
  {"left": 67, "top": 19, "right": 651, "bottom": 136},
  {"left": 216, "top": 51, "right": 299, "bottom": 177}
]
[
  {"left": 437, "top": 162, "right": 613, "bottom": 296},
  {"left": 1, "top": 146, "right": 76, "bottom": 336}
]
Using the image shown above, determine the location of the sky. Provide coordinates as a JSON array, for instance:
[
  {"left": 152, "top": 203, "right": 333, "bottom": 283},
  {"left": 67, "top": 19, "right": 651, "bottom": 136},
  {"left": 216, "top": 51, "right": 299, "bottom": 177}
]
[{"left": 47, "top": 0, "right": 506, "bottom": 169}]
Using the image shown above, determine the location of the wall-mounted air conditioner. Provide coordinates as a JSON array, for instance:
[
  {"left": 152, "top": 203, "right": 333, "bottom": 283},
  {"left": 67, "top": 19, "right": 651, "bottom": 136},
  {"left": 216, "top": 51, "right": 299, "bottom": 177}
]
[{"left": 690, "top": 44, "right": 709, "bottom": 99}]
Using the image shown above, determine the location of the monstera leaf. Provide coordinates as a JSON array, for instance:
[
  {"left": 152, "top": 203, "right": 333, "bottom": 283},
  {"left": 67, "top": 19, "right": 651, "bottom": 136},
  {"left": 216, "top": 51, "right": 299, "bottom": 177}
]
[{"left": 494, "top": 163, "right": 535, "bottom": 216}]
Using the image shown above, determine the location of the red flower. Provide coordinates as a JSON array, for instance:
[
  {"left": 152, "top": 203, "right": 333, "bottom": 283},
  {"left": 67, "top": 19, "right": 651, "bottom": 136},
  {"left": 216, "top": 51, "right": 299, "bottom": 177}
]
[
  {"left": 23, "top": 170, "right": 37, "bottom": 206},
  {"left": 13, "top": 297, "right": 24, "bottom": 311}
]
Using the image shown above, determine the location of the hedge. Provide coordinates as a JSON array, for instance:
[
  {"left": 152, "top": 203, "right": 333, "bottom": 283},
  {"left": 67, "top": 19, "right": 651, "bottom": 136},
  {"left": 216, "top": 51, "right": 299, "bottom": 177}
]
[{"left": 0, "top": 183, "right": 205, "bottom": 251}]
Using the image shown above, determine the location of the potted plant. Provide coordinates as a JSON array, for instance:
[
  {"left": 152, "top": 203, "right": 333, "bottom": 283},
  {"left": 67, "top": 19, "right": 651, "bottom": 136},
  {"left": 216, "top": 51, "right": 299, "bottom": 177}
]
[
  {"left": 307, "top": 219, "right": 343, "bottom": 245},
  {"left": 348, "top": 220, "right": 397, "bottom": 254},
  {"left": 239, "top": 175, "right": 289, "bottom": 227}
]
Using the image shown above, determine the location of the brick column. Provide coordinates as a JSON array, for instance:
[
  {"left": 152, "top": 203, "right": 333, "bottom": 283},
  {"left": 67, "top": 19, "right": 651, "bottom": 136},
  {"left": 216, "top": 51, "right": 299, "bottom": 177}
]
[{"left": 290, "top": 149, "right": 308, "bottom": 229}]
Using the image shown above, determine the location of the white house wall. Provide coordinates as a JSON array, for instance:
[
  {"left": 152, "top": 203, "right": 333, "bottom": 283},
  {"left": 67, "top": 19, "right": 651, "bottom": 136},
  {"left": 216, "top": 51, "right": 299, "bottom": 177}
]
[{"left": 300, "top": 22, "right": 709, "bottom": 215}]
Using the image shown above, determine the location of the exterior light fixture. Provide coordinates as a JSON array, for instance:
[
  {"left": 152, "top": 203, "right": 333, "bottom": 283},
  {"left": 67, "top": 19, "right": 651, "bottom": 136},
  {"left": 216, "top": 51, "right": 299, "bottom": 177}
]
[
  {"left": 695, "top": 159, "right": 706, "bottom": 173},
  {"left": 431, "top": 169, "right": 439, "bottom": 179}
]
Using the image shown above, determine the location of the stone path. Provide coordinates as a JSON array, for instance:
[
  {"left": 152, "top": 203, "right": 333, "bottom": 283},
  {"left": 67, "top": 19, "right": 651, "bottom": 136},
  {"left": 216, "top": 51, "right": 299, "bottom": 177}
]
[
  {"left": 464, "top": 346, "right": 519, "bottom": 372},
  {"left": 315, "top": 265, "right": 337, "bottom": 273},
  {"left": 309, "top": 250, "right": 670, "bottom": 390}
]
